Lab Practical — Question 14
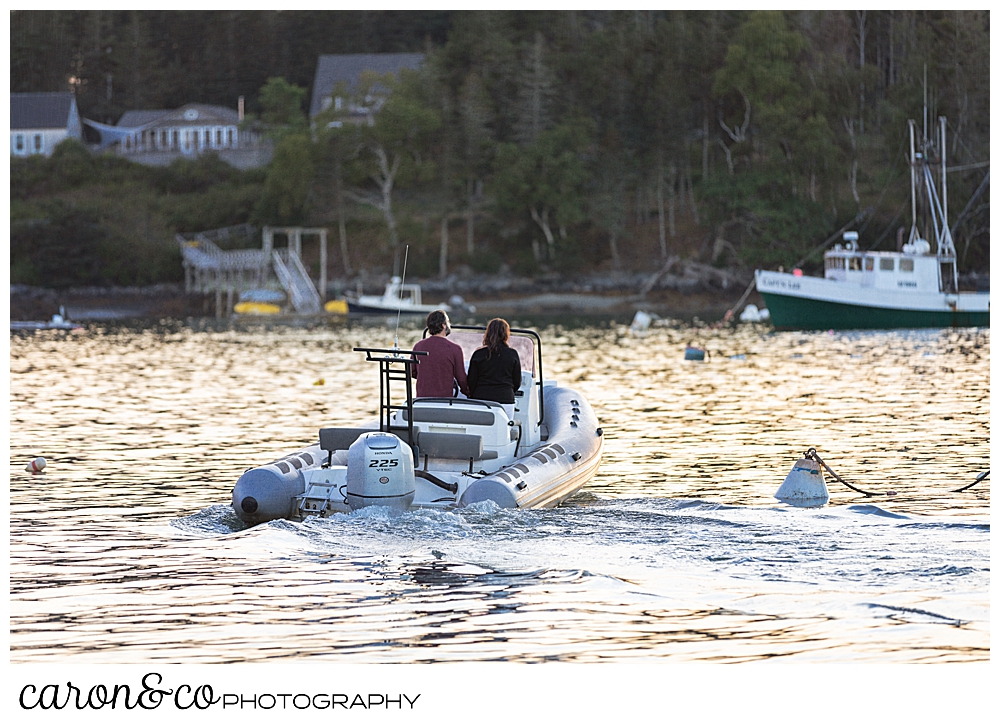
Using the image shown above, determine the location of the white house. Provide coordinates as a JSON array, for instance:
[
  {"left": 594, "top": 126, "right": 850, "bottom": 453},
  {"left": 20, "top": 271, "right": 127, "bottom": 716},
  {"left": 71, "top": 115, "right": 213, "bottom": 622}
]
[
  {"left": 10, "top": 92, "right": 83, "bottom": 157},
  {"left": 81, "top": 102, "right": 270, "bottom": 169},
  {"left": 114, "top": 103, "right": 242, "bottom": 156}
]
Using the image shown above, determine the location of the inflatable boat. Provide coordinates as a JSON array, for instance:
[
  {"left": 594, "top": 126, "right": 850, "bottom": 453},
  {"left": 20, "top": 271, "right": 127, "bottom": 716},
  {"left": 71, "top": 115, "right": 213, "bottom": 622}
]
[{"left": 232, "top": 326, "right": 603, "bottom": 524}]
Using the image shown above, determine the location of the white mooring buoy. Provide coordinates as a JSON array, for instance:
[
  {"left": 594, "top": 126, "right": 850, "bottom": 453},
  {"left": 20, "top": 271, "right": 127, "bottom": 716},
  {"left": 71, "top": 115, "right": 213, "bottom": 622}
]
[
  {"left": 26, "top": 456, "right": 47, "bottom": 474},
  {"left": 630, "top": 310, "right": 653, "bottom": 334},
  {"left": 775, "top": 455, "right": 829, "bottom": 506}
]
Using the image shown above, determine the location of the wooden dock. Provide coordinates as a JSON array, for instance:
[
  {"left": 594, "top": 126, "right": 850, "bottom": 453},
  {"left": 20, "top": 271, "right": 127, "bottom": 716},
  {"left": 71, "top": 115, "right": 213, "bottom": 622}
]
[{"left": 178, "top": 225, "right": 329, "bottom": 317}]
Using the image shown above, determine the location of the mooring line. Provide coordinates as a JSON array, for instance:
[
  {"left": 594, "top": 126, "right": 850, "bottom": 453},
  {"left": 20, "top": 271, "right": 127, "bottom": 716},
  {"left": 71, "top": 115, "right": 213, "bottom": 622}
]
[
  {"left": 953, "top": 469, "right": 989, "bottom": 493},
  {"left": 804, "top": 448, "right": 886, "bottom": 497},
  {"left": 804, "top": 448, "right": 987, "bottom": 497}
]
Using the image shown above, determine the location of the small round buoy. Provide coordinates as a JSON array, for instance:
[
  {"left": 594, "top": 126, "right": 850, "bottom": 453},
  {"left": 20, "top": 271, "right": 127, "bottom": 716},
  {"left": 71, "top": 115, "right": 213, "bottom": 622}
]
[
  {"left": 26, "top": 456, "right": 47, "bottom": 474},
  {"left": 314, "top": 378, "right": 325, "bottom": 386},
  {"left": 775, "top": 456, "right": 829, "bottom": 506}
]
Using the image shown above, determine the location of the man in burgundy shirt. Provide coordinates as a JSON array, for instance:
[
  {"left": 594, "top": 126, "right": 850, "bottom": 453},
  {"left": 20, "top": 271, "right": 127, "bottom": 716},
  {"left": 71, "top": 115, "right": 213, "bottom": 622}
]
[{"left": 412, "top": 310, "right": 469, "bottom": 398}]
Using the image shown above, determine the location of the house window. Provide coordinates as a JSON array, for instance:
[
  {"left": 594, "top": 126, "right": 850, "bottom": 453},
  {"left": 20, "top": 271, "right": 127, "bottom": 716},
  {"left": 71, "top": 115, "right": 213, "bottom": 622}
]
[
  {"left": 204, "top": 128, "right": 210, "bottom": 147},
  {"left": 227, "top": 128, "right": 234, "bottom": 146},
  {"left": 33, "top": 134, "right": 43, "bottom": 154},
  {"left": 14, "top": 134, "right": 25, "bottom": 153},
  {"left": 880, "top": 258, "right": 894, "bottom": 271},
  {"left": 900, "top": 258, "right": 914, "bottom": 272},
  {"left": 125, "top": 136, "right": 131, "bottom": 151},
  {"left": 172, "top": 129, "right": 179, "bottom": 147},
  {"left": 334, "top": 96, "right": 342, "bottom": 111},
  {"left": 161, "top": 129, "right": 168, "bottom": 147},
  {"left": 216, "top": 128, "right": 223, "bottom": 146}
]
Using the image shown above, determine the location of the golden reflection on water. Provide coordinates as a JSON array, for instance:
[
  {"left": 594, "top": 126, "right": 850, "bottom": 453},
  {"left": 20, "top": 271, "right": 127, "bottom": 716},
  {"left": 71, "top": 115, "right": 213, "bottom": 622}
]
[
  {"left": 8, "top": 320, "right": 990, "bottom": 663},
  {"left": 572, "top": 323, "right": 989, "bottom": 511}
]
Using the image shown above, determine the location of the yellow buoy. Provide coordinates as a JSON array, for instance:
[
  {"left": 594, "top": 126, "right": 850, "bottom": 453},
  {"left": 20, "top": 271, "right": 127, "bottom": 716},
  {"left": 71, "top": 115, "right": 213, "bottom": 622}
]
[
  {"left": 314, "top": 378, "right": 325, "bottom": 386},
  {"left": 233, "top": 302, "right": 282, "bottom": 315},
  {"left": 324, "top": 299, "right": 349, "bottom": 315}
]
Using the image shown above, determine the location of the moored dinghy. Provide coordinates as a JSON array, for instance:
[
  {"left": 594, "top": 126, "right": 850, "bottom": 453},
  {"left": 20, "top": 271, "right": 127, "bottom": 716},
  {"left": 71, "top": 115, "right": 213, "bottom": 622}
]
[{"left": 233, "top": 326, "right": 603, "bottom": 523}]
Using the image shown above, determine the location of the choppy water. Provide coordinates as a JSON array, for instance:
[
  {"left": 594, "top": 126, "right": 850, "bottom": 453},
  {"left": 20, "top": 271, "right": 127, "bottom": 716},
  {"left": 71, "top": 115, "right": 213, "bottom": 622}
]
[{"left": 8, "top": 318, "right": 990, "bottom": 664}]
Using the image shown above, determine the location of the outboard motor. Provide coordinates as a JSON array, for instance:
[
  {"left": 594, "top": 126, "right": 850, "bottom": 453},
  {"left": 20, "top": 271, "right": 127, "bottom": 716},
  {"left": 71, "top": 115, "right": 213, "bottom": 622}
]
[{"left": 346, "top": 432, "right": 415, "bottom": 511}]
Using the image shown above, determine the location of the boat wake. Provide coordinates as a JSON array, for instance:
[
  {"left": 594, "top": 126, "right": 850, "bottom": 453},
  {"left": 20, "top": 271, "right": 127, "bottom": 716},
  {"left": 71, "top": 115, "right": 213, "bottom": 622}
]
[
  {"left": 141, "top": 497, "right": 998, "bottom": 661},
  {"left": 172, "top": 496, "right": 988, "bottom": 592}
]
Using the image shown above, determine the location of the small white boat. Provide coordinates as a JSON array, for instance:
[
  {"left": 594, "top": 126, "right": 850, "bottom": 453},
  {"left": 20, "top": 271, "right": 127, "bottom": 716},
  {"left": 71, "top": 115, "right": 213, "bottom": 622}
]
[
  {"left": 10, "top": 307, "right": 82, "bottom": 331},
  {"left": 346, "top": 276, "right": 449, "bottom": 315},
  {"left": 232, "top": 326, "right": 604, "bottom": 523},
  {"left": 756, "top": 116, "right": 989, "bottom": 330}
]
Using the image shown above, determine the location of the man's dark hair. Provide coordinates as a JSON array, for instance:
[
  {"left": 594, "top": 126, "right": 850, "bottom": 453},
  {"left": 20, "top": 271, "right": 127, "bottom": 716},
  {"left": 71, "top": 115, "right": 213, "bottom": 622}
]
[{"left": 426, "top": 310, "right": 449, "bottom": 335}]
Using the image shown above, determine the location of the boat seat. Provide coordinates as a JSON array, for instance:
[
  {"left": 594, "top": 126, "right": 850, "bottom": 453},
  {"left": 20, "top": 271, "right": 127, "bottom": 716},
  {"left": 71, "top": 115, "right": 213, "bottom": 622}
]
[
  {"left": 400, "top": 407, "right": 496, "bottom": 426},
  {"left": 319, "top": 427, "right": 375, "bottom": 452},
  {"left": 416, "top": 431, "right": 497, "bottom": 460}
]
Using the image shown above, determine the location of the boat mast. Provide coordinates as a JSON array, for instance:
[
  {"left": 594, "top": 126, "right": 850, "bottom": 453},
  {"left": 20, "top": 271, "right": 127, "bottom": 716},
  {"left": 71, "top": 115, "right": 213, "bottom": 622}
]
[
  {"left": 937, "top": 116, "right": 959, "bottom": 292},
  {"left": 908, "top": 119, "right": 918, "bottom": 246},
  {"left": 908, "top": 80, "right": 958, "bottom": 293},
  {"left": 940, "top": 116, "right": 948, "bottom": 243},
  {"left": 922, "top": 64, "right": 928, "bottom": 147}
]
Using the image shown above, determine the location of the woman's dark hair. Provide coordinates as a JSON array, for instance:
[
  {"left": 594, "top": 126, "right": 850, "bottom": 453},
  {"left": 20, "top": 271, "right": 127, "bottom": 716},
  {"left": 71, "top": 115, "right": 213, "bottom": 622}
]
[
  {"left": 482, "top": 318, "right": 510, "bottom": 357},
  {"left": 426, "top": 310, "right": 450, "bottom": 336}
]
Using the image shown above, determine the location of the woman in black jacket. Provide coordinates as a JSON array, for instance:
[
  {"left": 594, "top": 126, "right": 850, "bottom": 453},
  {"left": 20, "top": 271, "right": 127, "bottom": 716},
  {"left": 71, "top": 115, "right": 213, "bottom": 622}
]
[{"left": 467, "top": 318, "right": 522, "bottom": 420}]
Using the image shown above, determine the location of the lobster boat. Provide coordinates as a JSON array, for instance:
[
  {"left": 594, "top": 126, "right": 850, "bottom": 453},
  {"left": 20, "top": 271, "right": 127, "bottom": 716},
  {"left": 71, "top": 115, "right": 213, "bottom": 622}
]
[
  {"left": 755, "top": 116, "right": 989, "bottom": 331},
  {"left": 232, "top": 326, "right": 604, "bottom": 524}
]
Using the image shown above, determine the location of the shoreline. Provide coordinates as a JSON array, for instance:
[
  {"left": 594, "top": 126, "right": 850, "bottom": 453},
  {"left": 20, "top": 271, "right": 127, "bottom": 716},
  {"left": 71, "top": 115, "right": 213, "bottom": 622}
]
[{"left": 10, "top": 267, "right": 759, "bottom": 323}]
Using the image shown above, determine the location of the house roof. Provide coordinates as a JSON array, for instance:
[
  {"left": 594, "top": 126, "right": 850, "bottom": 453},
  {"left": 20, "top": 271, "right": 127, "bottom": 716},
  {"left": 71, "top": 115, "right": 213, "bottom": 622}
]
[
  {"left": 10, "top": 92, "right": 77, "bottom": 130},
  {"left": 310, "top": 53, "right": 424, "bottom": 117},
  {"left": 117, "top": 103, "right": 240, "bottom": 129},
  {"left": 117, "top": 110, "right": 171, "bottom": 128}
]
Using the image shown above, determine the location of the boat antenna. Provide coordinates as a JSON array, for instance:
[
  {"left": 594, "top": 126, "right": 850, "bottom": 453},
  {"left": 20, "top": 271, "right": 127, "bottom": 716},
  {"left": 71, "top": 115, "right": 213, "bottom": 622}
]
[
  {"left": 922, "top": 63, "right": 928, "bottom": 147},
  {"left": 393, "top": 245, "right": 409, "bottom": 352}
]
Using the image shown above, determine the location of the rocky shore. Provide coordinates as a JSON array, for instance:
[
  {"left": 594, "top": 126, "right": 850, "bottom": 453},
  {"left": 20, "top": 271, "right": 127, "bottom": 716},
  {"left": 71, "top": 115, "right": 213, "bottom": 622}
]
[{"left": 10, "top": 262, "right": 757, "bottom": 323}]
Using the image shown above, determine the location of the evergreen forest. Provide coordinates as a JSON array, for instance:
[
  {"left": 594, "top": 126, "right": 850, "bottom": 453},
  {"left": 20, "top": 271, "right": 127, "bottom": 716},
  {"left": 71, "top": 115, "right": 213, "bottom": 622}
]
[{"left": 10, "top": 10, "right": 991, "bottom": 289}]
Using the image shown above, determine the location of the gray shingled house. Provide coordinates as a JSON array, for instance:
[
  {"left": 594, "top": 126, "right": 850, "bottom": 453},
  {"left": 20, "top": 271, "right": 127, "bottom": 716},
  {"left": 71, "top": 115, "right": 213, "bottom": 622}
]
[
  {"left": 10, "top": 92, "right": 83, "bottom": 157},
  {"left": 309, "top": 53, "right": 424, "bottom": 121}
]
